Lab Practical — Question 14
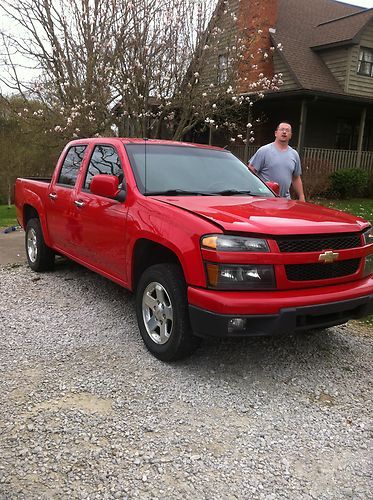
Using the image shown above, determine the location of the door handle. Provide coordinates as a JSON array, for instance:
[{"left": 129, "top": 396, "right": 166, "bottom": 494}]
[
  {"left": 74, "top": 200, "right": 85, "bottom": 208},
  {"left": 49, "top": 192, "right": 57, "bottom": 200}
]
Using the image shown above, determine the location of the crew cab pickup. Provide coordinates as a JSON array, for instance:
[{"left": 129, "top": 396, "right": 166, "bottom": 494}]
[{"left": 15, "top": 138, "right": 373, "bottom": 360}]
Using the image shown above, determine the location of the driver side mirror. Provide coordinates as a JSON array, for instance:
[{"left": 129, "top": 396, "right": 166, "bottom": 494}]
[{"left": 90, "top": 174, "right": 126, "bottom": 201}]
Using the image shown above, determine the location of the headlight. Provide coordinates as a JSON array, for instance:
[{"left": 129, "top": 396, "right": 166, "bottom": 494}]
[
  {"left": 205, "top": 262, "right": 276, "bottom": 290},
  {"left": 362, "top": 227, "right": 373, "bottom": 246},
  {"left": 202, "top": 234, "right": 269, "bottom": 252}
]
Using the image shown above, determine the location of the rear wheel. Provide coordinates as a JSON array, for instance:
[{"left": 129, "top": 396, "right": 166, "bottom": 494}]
[
  {"left": 25, "top": 218, "right": 55, "bottom": 271},
  {"left": 136, "top": 263, "right": 200, "bottom": 361}
]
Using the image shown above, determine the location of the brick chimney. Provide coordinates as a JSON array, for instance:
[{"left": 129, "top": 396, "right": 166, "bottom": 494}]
[{"left": 237, "top": 0, "right": 279, "bottom": 93}]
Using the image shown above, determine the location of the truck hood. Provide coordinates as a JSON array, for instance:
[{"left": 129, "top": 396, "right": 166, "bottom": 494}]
[{"left": 155, "top": 196, "right": 369, "bottom": 235}]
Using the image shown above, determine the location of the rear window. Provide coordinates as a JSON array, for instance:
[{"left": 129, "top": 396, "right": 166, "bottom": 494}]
[{"left": 57, "top": 145, "right": 87, "bottom": 186}]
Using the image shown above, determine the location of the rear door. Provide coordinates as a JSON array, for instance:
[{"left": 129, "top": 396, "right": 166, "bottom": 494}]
[{"left": 46, "top": 144, "right": 88, "bottom": 254}]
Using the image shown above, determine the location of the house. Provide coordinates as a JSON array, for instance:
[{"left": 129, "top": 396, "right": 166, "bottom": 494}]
[{"left": 199, "top": 0, "right": 373, "bottom": 184}]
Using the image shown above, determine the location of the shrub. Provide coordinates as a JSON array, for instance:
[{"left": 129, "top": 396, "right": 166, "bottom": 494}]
[
  {"left": 301, "top": 158, "right": 332, "bottom": 199},
  {"left": 366, "top": 174, "right": 373, "bottom": 199},
  {"left": 329, "top": 168, "right": 368, "bottom": 199}
]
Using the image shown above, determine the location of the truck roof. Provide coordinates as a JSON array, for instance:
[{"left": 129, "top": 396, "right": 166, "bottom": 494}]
[
  {"left": 121, "top": 138, "right": 224, "bottom": 151},
  {"left": 66, "top": 137, "right": 226, "bottom": 151}
]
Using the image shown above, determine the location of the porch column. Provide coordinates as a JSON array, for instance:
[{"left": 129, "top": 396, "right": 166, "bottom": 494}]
[
  {"left": 357, "top": 107, "right": 367, "bottom": 168},
  {"left": 297, "top": 99, "right": 308, "bottom": 155}
]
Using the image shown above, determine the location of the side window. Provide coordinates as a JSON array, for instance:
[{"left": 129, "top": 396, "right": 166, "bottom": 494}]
[
  {"left": 57, "top": 145, "right": 87, "bottom": 186},
  {"left": 357, "top": 47, "right": 373, "bottom": 77},
  {"left": 84, "top": 145, "right": 124, "bottom": 190}
]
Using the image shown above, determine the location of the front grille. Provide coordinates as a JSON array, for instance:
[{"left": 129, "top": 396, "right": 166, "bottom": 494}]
[
  {"left": 277, "top": 234, "right": 361, "bottom": 253},
  {"left": 285, "top": 259, "right": 360, "bottom": 281}
]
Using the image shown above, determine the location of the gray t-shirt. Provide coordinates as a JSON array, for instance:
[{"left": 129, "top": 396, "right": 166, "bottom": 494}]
[{"left": 249, "top": 143, "right": 302, "bottom": 198}]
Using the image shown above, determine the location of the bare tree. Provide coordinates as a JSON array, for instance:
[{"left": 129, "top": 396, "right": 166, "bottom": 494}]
[
  {"left": 0, "top": 0, "right": 281, "bottom": 143},
  {"left": 0, "top": 0, "right": 131, "bottom": 136}
]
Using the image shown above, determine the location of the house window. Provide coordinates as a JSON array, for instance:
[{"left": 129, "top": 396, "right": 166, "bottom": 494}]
[
  {"left": 336, "top": 119, "right": 358, "bottom": 150},
  {"left": 217, "top": 54, "right": 228, "bottom": 84},
  {"left": 357, "top": 47, "right": 373, "bottom": 77},
  {"left": 336, "top": 118, "right": 372, "bottom": 151}
]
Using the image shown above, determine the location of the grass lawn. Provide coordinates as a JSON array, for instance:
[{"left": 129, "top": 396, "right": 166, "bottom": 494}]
[
  {"left": 312, "top": 197, "right": 373, "bottom": 225},
  {"left": 0, "top": 205, "right": 17, "bottom": 229}
]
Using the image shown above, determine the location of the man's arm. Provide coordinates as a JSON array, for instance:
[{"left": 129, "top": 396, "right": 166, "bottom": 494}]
[
  {"left": 292, "top": 175, "right": 305, "bottom": 202},
  {"left": 248, "top": 147, "right": 264, "bottom": 175}
]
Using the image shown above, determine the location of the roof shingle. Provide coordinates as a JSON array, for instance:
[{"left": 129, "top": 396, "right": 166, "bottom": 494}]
[{"left": 271, "top": 0, "right": 372, "bottom": 94}]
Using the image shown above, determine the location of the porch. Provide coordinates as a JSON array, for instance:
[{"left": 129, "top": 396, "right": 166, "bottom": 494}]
[
  {"left": 230, "top": 145, "right": 373, "bottom": 174},
  {"left": 229, "top": 144, "right": 373, "bottom": 197}
]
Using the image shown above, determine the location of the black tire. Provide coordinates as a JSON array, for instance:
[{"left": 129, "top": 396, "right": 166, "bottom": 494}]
[
  {"left": 25, "top": 218, "right": 55, "bottom": 272},
  {"left": 136, "top": 263, "right": 201, "bottom": 361}
]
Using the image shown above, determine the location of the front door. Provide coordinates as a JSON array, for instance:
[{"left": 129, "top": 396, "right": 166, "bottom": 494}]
[{"left": 70, "top": 144, "right": 128, "bottom": 282}]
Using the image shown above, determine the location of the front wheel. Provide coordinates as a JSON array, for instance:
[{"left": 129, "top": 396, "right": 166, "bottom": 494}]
[
  {"left": 136, "top": 263, "right": 200, "bottom": 361},
  {"left": 25, "top": 218, "right": 55, "bottom": 271}
]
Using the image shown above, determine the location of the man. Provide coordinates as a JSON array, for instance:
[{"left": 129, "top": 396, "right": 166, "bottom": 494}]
[{"left": 248, "top": 122, "right": 305, "bottom": 201}]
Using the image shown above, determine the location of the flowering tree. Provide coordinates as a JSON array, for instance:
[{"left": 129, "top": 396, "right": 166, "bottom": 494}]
[
  {"left": 0, "top": 0, "right": 282, "bottom": 145},
  {"left": 0, "top": 0, "right": 131, "bottom": 137}
]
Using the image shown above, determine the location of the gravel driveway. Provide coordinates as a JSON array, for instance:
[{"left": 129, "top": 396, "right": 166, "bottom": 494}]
[{"left": 0, "top": 261, "right": 372, "bottom": 499}]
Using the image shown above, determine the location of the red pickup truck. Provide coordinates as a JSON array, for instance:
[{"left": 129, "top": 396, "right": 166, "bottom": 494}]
[{"left": 15, "top": 138, "right": 373, "bottom": 360}]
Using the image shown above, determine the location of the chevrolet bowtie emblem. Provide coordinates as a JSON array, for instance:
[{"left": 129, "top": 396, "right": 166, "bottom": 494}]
[{"left": 318, "top": 250, "right": 339, "bottom": 264}]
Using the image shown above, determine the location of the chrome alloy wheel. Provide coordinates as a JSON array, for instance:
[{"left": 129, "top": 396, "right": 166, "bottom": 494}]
[
  {"left": 142, "top": 281, "right": 173, "bottom": 344},
  {"left": 27, "top": 227, "right": 38, "bottom": 263}
]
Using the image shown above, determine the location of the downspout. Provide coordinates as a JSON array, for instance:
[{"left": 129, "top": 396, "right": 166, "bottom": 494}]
[
  {"left": 356, "top": 107, "right": 366, "bottom": 168},
  {"left": 297, "top": 99, "right": 308, "bottom": 156}
]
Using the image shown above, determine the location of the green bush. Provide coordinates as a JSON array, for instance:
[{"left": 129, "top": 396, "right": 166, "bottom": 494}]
[
  {"left": 329, "top": 168, "right": 368, "bottom": 199},
  {"left": 366, "top": 174, "right": 373, "bottom": 199}
]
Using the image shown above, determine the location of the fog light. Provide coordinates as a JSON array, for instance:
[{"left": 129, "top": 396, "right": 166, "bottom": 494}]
[
  {"left": 228, "top": 318, "right": 247, "bottom": 333},
  {"left": 363, "top": 254, "right": 373, "bottom": 277}
]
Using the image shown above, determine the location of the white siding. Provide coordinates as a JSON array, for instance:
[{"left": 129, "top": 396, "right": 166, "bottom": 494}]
[
  {"left": 273, "top": 53, "right": 298, "bottom": 90},
  {"left": 199, "top": 0, "right": 240, "bottom": 89},
  {"left": 319, "top": 47, "right": 349, "bottom": 89},
  {"left": 347, "top": 21, "right": 373, "bottom": 97}
]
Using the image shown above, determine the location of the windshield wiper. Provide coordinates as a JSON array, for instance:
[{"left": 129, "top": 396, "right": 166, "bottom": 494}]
[
  {"left": 145, "top": 189, "right": 215, "bottom": 196},
  {"left": 213, "top": 189, "right": 253, "bottom": 196}
]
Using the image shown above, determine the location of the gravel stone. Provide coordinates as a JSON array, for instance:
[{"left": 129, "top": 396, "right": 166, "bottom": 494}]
[{"left": 0, "top": 262, "right": 372, "bottom": 499}]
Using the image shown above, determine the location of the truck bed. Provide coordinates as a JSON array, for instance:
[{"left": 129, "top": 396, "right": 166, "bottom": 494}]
[{"left": 19, "top": 177, "right": 52, "bottom": 183}]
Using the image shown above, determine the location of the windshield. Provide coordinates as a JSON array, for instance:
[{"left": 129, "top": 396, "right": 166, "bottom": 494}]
[{"left": 125, "top": 144, "right": 274, "bottom": 197}]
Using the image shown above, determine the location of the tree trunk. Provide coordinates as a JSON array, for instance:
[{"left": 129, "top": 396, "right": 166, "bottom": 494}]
[{"left": 7, "top": 177, "right": 12, "bottom": 207}]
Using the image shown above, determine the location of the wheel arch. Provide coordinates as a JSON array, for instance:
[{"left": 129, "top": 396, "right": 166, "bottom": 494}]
[
  {"left": 23, "top": 199, "right": 52, "bottom": 247},
  {"left": 132, "top": 238, "right": 185, "bottom": 292},
  {"left": 23, "top": 204, "right": 39, "bottom": 225}
]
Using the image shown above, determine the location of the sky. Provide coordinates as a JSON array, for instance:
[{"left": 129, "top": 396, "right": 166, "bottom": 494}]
[{"left": 0, "top": 0, "right": 372, "bottom": 93}]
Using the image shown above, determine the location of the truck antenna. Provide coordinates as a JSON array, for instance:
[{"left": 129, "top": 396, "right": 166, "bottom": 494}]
[{"left": 144, "top": 137, "right": 148, "bottom": 194}]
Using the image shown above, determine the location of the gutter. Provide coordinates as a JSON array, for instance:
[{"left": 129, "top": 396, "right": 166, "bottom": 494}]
[{"left": 243, "top": 89, "right": 373, "bottom": 106}]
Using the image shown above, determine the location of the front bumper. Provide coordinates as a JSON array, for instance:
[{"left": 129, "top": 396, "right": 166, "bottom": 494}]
[
  {"left": 187, "top": 276, "right": 373, "bottom": 337},
  {"left": 189, "top": 294, "right": 373, "bottom": 338}
]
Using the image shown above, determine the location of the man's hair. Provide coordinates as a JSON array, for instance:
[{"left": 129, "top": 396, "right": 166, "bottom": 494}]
[{"left": 276, "top": 121, "right": 292, "bottom": 130}]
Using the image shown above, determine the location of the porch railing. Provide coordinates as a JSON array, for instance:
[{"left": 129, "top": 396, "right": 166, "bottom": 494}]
[
  {"left": 303, "top": 148, "right": 373, "bottom": 174},
  {"left": 229, "top": 145, "right": 259, "bottom": 161},
  {"left": 229, "top": 145, "right": 373, "bottom": 174}
]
